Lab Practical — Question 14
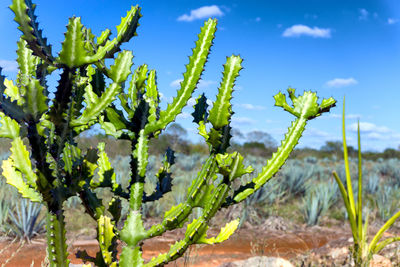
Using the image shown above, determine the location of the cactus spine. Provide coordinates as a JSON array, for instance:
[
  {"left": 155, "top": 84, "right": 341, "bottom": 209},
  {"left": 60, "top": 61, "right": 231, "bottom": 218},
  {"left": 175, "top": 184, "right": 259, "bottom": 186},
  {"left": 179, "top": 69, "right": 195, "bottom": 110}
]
[{"left": 0, "top": 0, "right": 336, "bottom": 266}]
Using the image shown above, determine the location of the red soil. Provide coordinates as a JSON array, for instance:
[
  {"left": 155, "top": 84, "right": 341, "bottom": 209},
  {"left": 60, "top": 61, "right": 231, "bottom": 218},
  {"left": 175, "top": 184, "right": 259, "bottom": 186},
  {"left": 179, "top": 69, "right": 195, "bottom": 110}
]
[{"left": 0, "top": 227, "right": 346, "bottom": 267}]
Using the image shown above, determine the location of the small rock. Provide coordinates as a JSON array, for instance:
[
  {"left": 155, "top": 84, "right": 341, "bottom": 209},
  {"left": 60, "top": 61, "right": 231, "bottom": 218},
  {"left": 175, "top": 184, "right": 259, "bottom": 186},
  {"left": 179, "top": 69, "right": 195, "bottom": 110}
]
[
  {"left": 219, "top": 256, "right": 294, "bottom": 267},
  {"left": 329, "top": 247, "right": 349, "bottom": 259},
  {"left": 370, "top": 254, "right": 392, "bottom": 267}
]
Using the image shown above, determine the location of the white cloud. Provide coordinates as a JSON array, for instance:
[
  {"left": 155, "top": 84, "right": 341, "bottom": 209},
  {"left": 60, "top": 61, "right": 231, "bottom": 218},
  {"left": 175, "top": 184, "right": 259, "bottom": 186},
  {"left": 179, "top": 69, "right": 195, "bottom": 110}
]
[
  {"left": 177, "top": 5, "right": 224, "bottom": 22},
  {"left": 359, "top": 8, "right": 369, "bottom": 20},
  {"left": 231, "top": 117, "right": 256, "bottom": 125},
  {"left": 187, "top": 97, "right": 196, "bottom": 107},
  {"left": 303, "top": 128, "right": 330, "bottom": 138},
  {"left": 198, "top": 79, "right": 217, "bottom": 89},
  {"left": 170, "top": 79, "right": 182, "bottom": 88},
  {"left": 282, "top": 25, "right": 331, "bottom": 38},
  {"left": 177, "top": 112, "right": 191, "bottom": 119},
  {"left": 238, "top": 103, "right": 266, "bottom": 110},
  {"left": 349, "top": 122, "right": 391, "bottom": 134},
  {"left": 324, "top": 77, "right": 358, "bottom": 88},
  {"left": 170, "top": 79, "right": 216, "bottom": 89},
  {"left": 0, "top": 60, "right": 17, "bottom": 72},
  {"left": 388, "top": 18, "right": 399, "bottom": 25},
  {"left": 326, "top": 113, "right": 361, "bottom": 119}
]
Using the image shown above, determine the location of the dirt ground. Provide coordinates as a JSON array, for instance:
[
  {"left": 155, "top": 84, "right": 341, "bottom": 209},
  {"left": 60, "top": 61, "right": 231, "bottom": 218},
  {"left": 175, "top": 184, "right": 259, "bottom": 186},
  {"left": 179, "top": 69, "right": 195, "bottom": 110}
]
[{"left": 1, "top": 217, "right": 399, "bottom": 266}]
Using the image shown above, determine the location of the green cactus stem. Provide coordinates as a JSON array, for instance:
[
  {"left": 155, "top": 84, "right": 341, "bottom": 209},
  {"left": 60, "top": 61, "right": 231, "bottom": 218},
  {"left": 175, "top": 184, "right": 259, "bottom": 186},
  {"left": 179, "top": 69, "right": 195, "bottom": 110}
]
[{"left": 0, "top": 1, "right": 336, "bottom": 266}]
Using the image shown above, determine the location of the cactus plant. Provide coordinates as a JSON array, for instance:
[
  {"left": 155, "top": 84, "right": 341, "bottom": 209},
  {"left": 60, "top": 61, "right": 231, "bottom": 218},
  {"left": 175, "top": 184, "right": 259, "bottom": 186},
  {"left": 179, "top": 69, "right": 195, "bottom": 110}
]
[{"left": 0, "top": 0, "right": 335, "bottom": 266}]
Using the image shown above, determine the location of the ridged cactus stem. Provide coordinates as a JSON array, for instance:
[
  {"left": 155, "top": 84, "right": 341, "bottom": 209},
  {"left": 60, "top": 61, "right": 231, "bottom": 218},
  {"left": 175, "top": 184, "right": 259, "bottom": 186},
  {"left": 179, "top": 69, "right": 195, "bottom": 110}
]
[
  {"left": 146, "top": 156, "right": 217, "bottom": 239},
  {"left": 46, "top": 208, "right": 69, "bottom": 267},
  {"left": 145, "top": 184, "right": 230, "bottom": 266},
  {"left": 231, "top": 116, "right": 308, "bottom": 203}
]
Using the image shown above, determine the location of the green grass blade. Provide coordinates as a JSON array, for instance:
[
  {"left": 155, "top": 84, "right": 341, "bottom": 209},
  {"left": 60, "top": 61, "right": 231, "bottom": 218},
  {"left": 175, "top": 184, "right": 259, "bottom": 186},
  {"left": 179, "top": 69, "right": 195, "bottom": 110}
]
[{"left": 342, "top": 97, "right": 356, "bottom": 218}]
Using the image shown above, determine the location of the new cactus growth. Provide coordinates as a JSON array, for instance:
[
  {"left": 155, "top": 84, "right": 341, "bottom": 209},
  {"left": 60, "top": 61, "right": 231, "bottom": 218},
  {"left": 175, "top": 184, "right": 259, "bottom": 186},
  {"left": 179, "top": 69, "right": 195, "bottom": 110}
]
[{"left": 0, "top": 0, "right": 336, "bottom": 266}]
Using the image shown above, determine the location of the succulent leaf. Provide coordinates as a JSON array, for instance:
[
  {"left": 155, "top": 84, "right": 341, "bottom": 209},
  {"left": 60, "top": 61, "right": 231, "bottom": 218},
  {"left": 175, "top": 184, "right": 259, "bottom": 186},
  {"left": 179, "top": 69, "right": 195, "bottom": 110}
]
[
  {"left": 198, "top": 218, "right": 239, "bottom": 244},
  {"left": 58, "top": 17, "right": 90, "bottom": 68},
  {"left": 192, "top": 93, "right": 208, "bottom": 124},
  {"left": 208, "top": 55, "right": 242, "bottom": 129},
  {"left": 133, "top": 130, "right": 149, "bottom": 177},
  {"left": 144, "top": 18, "right": 217, "bottom": 135},
  {"left": 23, "top": 77, "right": 48, "bottom": 119},
  {"left": 92, "top": 142, "right": 117, "bottom": 189},
  {"left": 1, "top": 159, "right": 41, "bottom": 202},
  {"left": 10, "top": 0, "right": 54, "bottom": 62},
  {"left": 216, "top": 152, "right": 254, "bottom": 181},
  {"left": 4, "top": 78, "right": 20, "bottom": 103},
  {"left": 16, "top": 38, "right": 39, "bottom": 88},
  {"left": 0, "top": 112, "right": 20, "bottom": 138},
  {"left": 72, "top": 83, "right": 122, "bottom": 127},
  {"left": 275, "top": 88, "right": 336, "bottom": 119},
  {"left": 128, "top": 64, "right": 148, "bottom": 107},
  {"left": 144, "top": 70, "right": 159, "bottom": 124},
  {"left": 91, "top": 6, "right": 141, "bottom": 61},
  {"left": 98, "top": 215, "right": 117, "bottom": 265},
  {"left": 120, "top": 246, "right": 144, "bottom": 267},
  {"left": 0, "top": 71, "right": 26, "bottom": 121},
  {"left": 120, "top": 210, "right": 146, "bottom": 247},
  {"left": 96, "top": 29, "right": 111, "bottom": 46},
  {"left": 108, "top": 50, "right": 133, "bottom": 83},
  {"left": 10, "top": 137, "right": 37, "bottom": 187}
]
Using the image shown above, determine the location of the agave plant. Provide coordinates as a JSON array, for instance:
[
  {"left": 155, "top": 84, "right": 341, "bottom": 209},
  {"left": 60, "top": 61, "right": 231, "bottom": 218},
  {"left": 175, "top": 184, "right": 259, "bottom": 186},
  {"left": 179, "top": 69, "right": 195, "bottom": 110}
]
[
  {"left": 7, "top": 198, "right": 45, "bottom": 241},
  {"left": 301, "top": 181, "right": 337, "bottom": 226},
  {"left": 0, "top": 198, "right": 10, "bottom": 233}
]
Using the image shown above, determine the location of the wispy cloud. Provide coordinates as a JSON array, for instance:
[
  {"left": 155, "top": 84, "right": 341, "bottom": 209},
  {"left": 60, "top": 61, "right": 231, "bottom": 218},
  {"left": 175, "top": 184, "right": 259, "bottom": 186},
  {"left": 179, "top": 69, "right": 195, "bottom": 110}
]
[
  {"left": 0, "top": 60, "right": 17, "bottom": 72},
  {"left": 349, "top": 122, "right": 391, "bottom": 134},
  {"left": 231, "top": 117, "right": 256, "bottom": 125},
  {"left": 303, "top": 128, "right": 330, "bottom": 138},
  {"left": 326, "top": 113, "right": 361, "bottom": 119},
  {"left": 170, "top": 79, "right": 216, "bottom": 89},
  {"left": 176, "top": 112, "right": 191, "bottom": 119},
  {"left": 359, "top": 8, "right": 369, "bottom": 20},
  {"left": 282, "top": 25, "right": 331, "bottom": 38},
  {"left": 237, "top": 103, "right": 266, "bottom": 111},
  {"left": 177, "top": 5, "right": 224, "bottom": 22},
  {"left": 324, "top": 77, "right": 358, "bottom": 88},
  {"left": 388, "top": 18, "right": 399, "bottom": 25}
]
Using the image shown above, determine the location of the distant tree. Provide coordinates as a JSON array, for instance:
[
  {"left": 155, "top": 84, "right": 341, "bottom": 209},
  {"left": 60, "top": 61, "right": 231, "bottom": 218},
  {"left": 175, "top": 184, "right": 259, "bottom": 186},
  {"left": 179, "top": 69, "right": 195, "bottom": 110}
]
[
  {"left": 231, "top": 128, "right": 245, "bottom": 145},
  {"left": 246, "top": 130, "right": 277, "bottom": 148},
  {"left": 382, "top": 148, "right": 400, "bottom": 159},
  {"left": 149, "top": 123, "right": 190, "bottom": 154},
  {"left": 166, "top": 123, "right": 188, "bottom": 139},
  {"left": 321, "top": 141, "right": 342, "bottom": 153}
]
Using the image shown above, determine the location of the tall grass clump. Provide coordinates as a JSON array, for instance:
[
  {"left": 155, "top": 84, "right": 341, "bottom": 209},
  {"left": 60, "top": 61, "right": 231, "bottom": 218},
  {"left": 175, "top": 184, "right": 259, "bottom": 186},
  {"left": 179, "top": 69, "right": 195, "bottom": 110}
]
[{"left": 332, "top": 98, "right": 400, "bottom": 267}]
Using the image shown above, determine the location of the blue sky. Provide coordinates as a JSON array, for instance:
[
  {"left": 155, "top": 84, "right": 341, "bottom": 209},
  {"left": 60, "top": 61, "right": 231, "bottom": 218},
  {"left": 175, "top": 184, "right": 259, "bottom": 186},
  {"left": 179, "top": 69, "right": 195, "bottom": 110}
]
[{"left": 0, "top": 0, "right": 399, "bottom": 151}]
